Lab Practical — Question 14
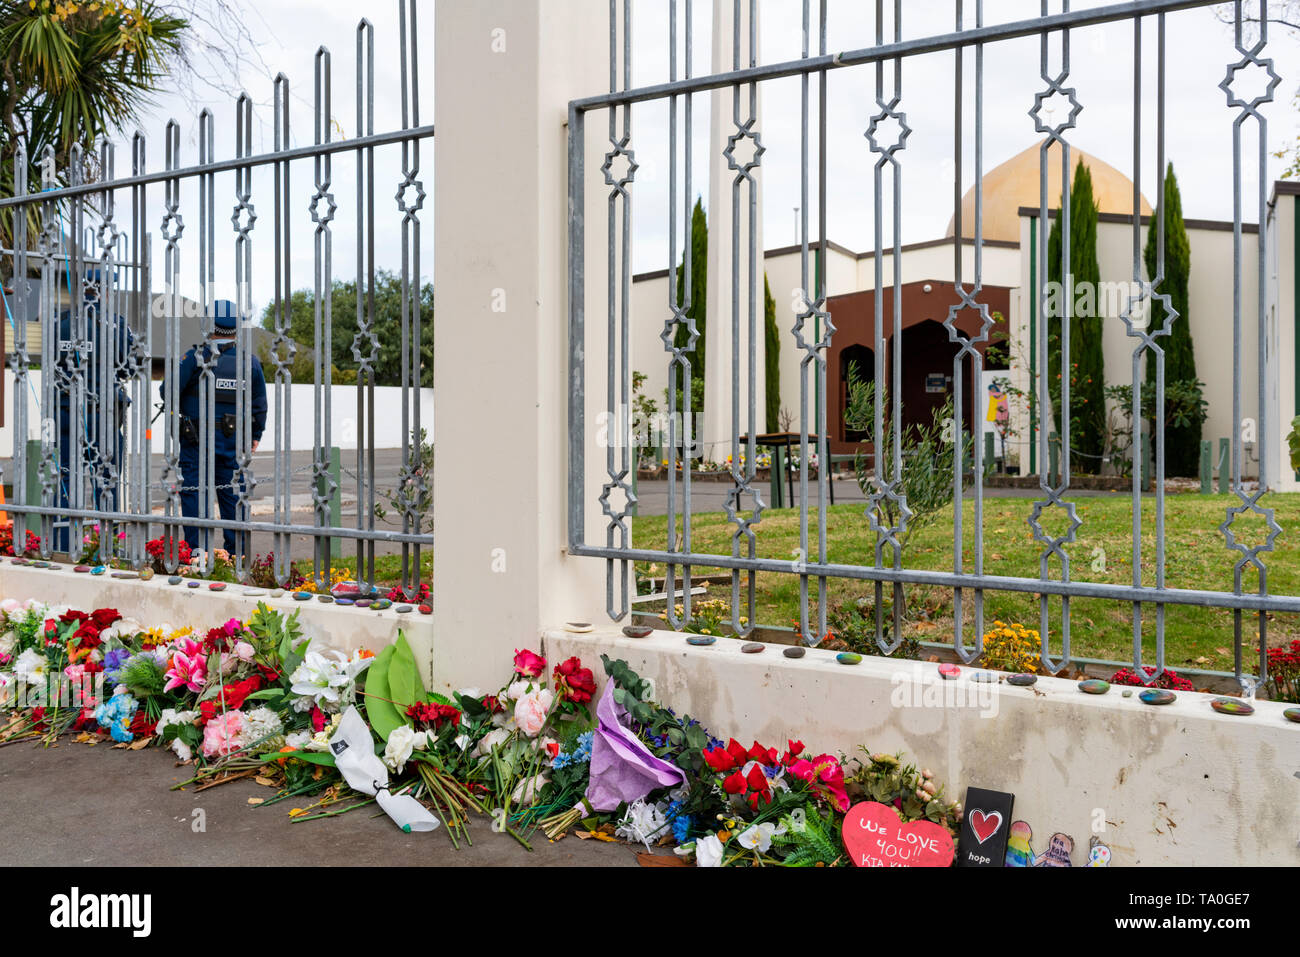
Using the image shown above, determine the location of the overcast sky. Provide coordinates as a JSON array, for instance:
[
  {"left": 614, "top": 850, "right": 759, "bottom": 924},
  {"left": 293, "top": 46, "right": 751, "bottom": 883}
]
[{"left": 114, "top": 0, "right": 1300, "bottom": 312}]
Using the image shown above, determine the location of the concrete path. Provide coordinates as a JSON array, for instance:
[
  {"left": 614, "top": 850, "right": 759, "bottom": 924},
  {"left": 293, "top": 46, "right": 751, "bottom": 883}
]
[{"left": 0, "top": 738, "right": 638, "bottom": 867}]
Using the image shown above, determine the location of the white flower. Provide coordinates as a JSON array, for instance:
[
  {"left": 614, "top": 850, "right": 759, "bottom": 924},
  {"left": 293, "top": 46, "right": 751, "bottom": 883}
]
[
  {"left": 615, "top": 799, "right": 669, "bottom": 849},
  {"left": 383, "top": 725, "right": 429, "bottom": 773},
  {"left": 243, "top": 707, "right": 284, "bottom": 748},
  {"left": 456, "top": 687, "right": 483, "bottom": 701},
  {"left": 736, "top": 821, "right": 785, "bottom": 853},
  {"left": 474, "top": 727, "right": 510, "bottom": 757},
  {"left": 694, "top": 834, "right": 725, "bottom": 867},
  {"left": 285, "top": 730, "right": 312, "bottom": 751},
  {"left": 0, "top": 631, "right": 16, "bottom": 657},
  {"left": 13, "top": 649, "right": 47, "bottom": 686},
  {"left": 510, "top": 773, "right": 550, "bottom": 806},
  {"left": 156, "top": 708, "right": 199, "bottom": 736},
  {"left": 453, "top": 734, "right": 471, "bottom": 752},
  {"left": 289, "top": 650, "right": 351, "bottom": 712},
  {"left": 506, "top": 679, "right": 537, "bottom": 701},
  {"left": 170, "top": 738, "right": 193, "bottom": 763}
]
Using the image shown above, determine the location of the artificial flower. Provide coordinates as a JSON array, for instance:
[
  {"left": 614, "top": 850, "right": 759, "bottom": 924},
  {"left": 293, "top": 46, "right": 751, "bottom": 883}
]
[
  {"left": 288, "top": 650, "right": 351, "bottom": 712},
  {"left": 201, "top": 710, "right": 246, "bottom": 758},
  {"left": 552, "top": 656, "right": 597, "bottom": 704},
  {"left": 513, "top": 688, "right": 554, "bottom": 737},
  {"left": 13, "top": 648, "right": 47, "bottom": 686},
  {"left": 736, "top": 821, "right": 786, "bottom": 853},
  {"left": 694, "top": 833, "right": 725, "bottom": 867},
  {"left": 512, "top": 648, "right": 546, "bottom": 678},
  {"left": 510, "top": 772, "right": 550, "bottom": 805},
  {"left": 383, "top": 724, "right": 429, "bottom": 773}
]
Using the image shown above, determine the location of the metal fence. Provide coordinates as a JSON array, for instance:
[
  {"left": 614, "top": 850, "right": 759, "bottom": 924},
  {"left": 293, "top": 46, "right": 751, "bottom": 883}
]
[
  {"left": 567, "top": 0, "right": 1295, "bottom": 689},
  {"left": 0, "top": 0, "right": 432, "bottom": 598}
]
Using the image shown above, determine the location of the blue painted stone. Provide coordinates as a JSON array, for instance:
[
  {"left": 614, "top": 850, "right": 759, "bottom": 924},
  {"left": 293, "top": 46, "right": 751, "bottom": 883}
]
[
  {"left": 91, "top": 566, "right": 106, "bottom": 576},
  {"left": 1007, "top": 673, "right": 1037, "bottom": 686},
  {"left": 836, "top": 652, "right": 862, "bottom": 665},
  {"left": 686, "top": 635, "right": 716, "bottom": 646},
  {"left": 396, "top": 605, "right": 413, "bottom": 614},
  {"left": 1284, "top": 707, "right": 1300, "bottom": 724},
  {"left": 1078, "top": 679, "right": 1111, "bottom": 695},
  {"left": 335, "top": 598, "right": 355, "bottom": 606},
  {"left": 783, "top": 646, "right": 805, "bottom": 659},
  {"left": 371, "top": 599, "right": 392, "bottom": 611},
  {"left": 1139, "top": 689, "right": 1176, "bottom": 706},
  {"left": 1210, "top": 697, "right": 1253, "bottom": 716},
  {"left": 168, "top": 576, "right": 183, "bottom": 585},
  {"left": 293, "top": 591, "right": 313, "bottom": 601}
]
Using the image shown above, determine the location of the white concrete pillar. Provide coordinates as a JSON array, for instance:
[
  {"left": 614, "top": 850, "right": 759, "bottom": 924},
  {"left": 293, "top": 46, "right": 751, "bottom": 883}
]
[
  {"left": 432, "top": 0, "right": 609, "bottom": 692},
  {"left": 703, "top": 0, "right": 765, "bottom": 461}
]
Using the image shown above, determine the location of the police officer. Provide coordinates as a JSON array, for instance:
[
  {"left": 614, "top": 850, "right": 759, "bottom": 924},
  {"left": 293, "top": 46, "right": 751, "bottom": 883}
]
[
  {"left": 55, "top": 269, "right": 134, "bottom": 552},
  {"left": 164, "top": 299, "right": 267, "bottom": 555}
]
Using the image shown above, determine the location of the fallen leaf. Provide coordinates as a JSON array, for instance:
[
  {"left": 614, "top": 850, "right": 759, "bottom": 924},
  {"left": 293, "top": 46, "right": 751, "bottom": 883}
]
[
  {"left": 128, "top": 736, "right": 153, "bottom": 750},
  {"left": 637, "top": 852, "right": 688, "bottom": 867},
  {"left": 288, "top": 808, "right": 306, "bottom": 817},
  {"left": 254, "top": 776, "right": 278, "bottom": 788},
  {"left": 913, "top": 621, "right": 937, "bottom": 634},
  {"left": 247, "top": 797, "right": 264, "bottom": 806}
]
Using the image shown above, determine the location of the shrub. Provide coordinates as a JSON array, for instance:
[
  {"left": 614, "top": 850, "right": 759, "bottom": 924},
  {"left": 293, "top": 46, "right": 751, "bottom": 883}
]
[
  {"left": 1109, "top": 665, "right": 1195, "bottom": 691},
  {"left": 980, "top": 621, "right": 1040, "bottom": 674}
]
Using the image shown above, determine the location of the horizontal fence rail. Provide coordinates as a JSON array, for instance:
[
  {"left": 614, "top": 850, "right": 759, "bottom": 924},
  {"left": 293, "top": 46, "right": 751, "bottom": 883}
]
[
  {"left": 0, "top": 0, "right": 432, "bottom": 600},
  {"left": 567, "top": 0, "right": 1285, "bottom": 690}
]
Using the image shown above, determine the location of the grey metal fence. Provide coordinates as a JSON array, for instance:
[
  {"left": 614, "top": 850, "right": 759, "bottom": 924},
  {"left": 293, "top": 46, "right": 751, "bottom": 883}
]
[
  {"left": 567, "top": 0, "right": 1294, "bottom": 689},
  {"left": 0, "top": 0, "right": 432, "bottom": 598}
]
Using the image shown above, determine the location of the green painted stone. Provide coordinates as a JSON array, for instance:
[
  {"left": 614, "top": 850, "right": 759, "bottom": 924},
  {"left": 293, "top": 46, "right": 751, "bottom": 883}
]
[
  {"left": 1139, "top": 689, "right": 1176, "bottom": 706},
  {"left": 371, "top": 599, "right": 392, "bottom": 611},
  {"left": 1210, "top": 697, "right": 1254, "bottom": 716},
  {"left": 622, "top": 625, "right": 652, "bottom": 639},
  {"left": 1078, "top": 679, "right": 1111, "bottom": 695},
  {"left": 783, "top": 646, "right": 805, "bottom": 659},
  {"left": 836, "top": 652, "right": 862, "bottom": 665},
  {"left": 1007, "top": 673, "right": 1037, "bottom": 686},
  {"left": 1283, "top": 707, "right": 1300, "bottom": 724},
  {"left": 686, "top": 635, "right": 716, "bottom": 646}
]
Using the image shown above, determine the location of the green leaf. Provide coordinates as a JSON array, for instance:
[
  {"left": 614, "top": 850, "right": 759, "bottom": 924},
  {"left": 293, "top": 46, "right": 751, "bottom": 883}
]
[
  {"left": 363, "top": 643, "right": 404, "bottom": 742},
  {"left": 387, "top": 632, "right": 424, "bottom": 709},
  {"left": 258, "top": 750, "right": 336, "bottom": 767}
]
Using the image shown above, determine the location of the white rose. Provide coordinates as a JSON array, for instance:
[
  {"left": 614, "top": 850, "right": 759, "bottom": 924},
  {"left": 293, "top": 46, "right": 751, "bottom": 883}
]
[
  {"left": 510, "top": 773, "right": 550, "bottom": 806},
  {"left": 382, "top": 725, "right": 429, "bottom": 774},
  {"left": 473, "top": 727, "right": 510, "bottom": 757},
  {"left": 170, "top": 738, "right": 193, "bottom": 763},
  {"left": 694, "top": 834, "right": 725, "bottom": 867}
]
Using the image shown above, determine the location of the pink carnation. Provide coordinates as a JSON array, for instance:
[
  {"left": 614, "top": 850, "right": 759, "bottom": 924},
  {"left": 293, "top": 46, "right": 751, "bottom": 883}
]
[{"left": 201, "top": 710, "right": 246, "bottom": 759}]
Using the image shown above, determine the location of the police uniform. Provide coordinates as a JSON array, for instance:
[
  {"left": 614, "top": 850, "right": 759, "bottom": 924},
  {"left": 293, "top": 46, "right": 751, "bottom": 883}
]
[
  {"left": 164, "top": 300, "right": 268, "bottom": 553},
  {"left": 55, "top": 273, "right": 134, "bottom": 551}
]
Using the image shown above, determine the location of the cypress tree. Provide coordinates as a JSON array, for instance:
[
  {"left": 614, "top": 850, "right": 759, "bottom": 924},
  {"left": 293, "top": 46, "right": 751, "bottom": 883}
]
[
  {"left": 1046, "top": 158, "right": 1106, "bottom": 473},
  {"left": 1143, "top": 163, "right": 1199, "bottom": 476},
  {"left": 764, "top": 273, "right": 780, "bottom": 433},
  {"left": 672, "top": 198, "right": 708, "bottom": 422}
]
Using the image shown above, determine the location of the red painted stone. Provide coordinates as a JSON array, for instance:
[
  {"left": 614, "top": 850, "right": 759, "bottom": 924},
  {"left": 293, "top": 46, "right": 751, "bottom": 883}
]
[
  {"left": 842, "top": 801, "right": 955, "bottom": 868},
  {"left": 418, "top": 604, "right": 432, "bottom": 615}
]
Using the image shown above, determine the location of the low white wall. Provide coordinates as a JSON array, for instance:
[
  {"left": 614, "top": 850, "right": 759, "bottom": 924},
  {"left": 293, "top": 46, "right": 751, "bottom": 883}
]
[
  {"left": 0, "top": 373, "right": 434, "bottom": 456},
  {"left": 542, "top": 626, "right": 1300, "bottom": 867}
]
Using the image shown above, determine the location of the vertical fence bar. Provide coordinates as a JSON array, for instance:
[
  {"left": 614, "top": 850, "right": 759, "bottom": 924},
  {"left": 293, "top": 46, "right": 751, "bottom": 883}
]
[
  {"left": 355, "top": 18, "right": 378, "bottom": 592},
  {"left": 271, "top": 73, "right": 293, "bottom": 586},
  {"left": 312, "top": 47, "right": 337, "bottom": 589},
  {"left": 233, "top": 93, "right": 257, "bottom": 576}
]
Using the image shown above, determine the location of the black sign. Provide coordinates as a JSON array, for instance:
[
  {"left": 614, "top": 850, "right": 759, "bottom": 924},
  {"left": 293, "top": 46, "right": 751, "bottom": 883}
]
[{"left": 957, "top": 787, "right": 1015, "bottom": 867}]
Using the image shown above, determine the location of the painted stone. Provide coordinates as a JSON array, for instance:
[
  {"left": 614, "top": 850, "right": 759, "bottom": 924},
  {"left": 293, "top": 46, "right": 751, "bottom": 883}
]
[
  {"left": 371, "top": 599, "right": 392, "bottom": 611},
  {"left": 317, "top": 595, "right": 334, "bottom": 604},
  {"left": 334, "top": 598, "right": 355, "bottom": 606},
  {"left": 1007, "top": 673, "right": 1036, "bottom": 686},
  {"left": 1078, "top": 679, "right": 1110, "bottom": 695},
  {"left": 74, "top": 565, "right": 91, "bottom": 573},
  {"left": 242, "top": 589, "right": 266, "bottom": 597},
  {"left": 91, "top": 566, "right": 106, "bottom": 576},
  {"left": 355, "top": 599, "right": 372, "bottom": 608},
  {"left": 686, "top": 635, "right": 716, "bottom": 646},
  {"left": 294, "top": 591, "right": 313, "bottom": 601},
  {"left": 167, "top": 576, "right": 183, "bottom": 585},
  {"left": 139, "top": 568, "right": 155, "bottom": 581},
  {"left": 418, "top": 604, "right": 432, "bottom": 615},
  {"left": 842, "top": 802, "right": 955, "bottom": 868},
  {"left": 208, "top": 582, "right": 226, "bottom": 591},
  {"left": 396, "top": 605, "right": 413, "bottom": 614},
  {"left": 1122, "top": 689, "right": 1133, "bottom": 697},
  {"left": 783, "top": 646, "right": 805, "bottom": 659},
  {"left": 970, "top": 671, "right": 997, "bottom": 683},
  {"left": 622, "top": 625, "right": 652, "bottom": 639},
  {"left": 1283, "top": 707, "right": 1300, "bottom": 724},
  {"left": 331, "top": 580, "right": 377, "bottom": 600},
  {"left": 938, "top": 663, "right": 960, "bottom": 680},
  {"left": 1210, "top": 697, "right": 1254, "bottom": 716},
  {"left": 741, "top": 642, "right": 764, "bottom": 654},
  {"left": 565, "top": 621, "right": 594, "bottom": 633},
  {"left": 836, "top": 652, "right": 862, "bottom": 665},
  {"left": 187, "top": 581, "right": 201, "bottom": 589},
  {"left": 270, "top": 589, "right": 284, "bottom": 598},
  {"left": 111, "top": 572, "right": 139, "bottom": 580},
  {"left": 1139, "top": 689, "right": 1176, "bottom": 706}
]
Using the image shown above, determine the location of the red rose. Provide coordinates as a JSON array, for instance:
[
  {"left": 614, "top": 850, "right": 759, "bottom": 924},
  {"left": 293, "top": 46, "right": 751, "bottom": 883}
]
[
  {"left": 722, "top": 770, "right": 747, "bottom": 795},
  {"left": 552, "top": 656, "right": 597, "bottom": 704},
  {"left": 702, "top": 746, "right": 736, "bottom": 773},
  {"left": 782, "top": 739, "right": 805, "bottom": 763},
  {"left": 513, "top": 649, "right": 547, "bottom": 678},
  {"left": 90, "top": 608, "right": 122, "bottom": 630},
  {"left": 745, "top": 763, "right": 769, "bottom": 794},
  {"left": 746, "top": 741, "right": 778, "bottom": 766},
  {"left": 725, "top": 738, "right": 748, "bottom": 766}
]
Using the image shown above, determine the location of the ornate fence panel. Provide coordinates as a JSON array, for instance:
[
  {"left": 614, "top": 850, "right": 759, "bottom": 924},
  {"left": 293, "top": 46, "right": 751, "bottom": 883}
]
[
  {"left": 566, "top": 0, "right": 1294, "bottom": 690},
  {"left": 0, "top": 0, "right": 432, "bottom": 599}
]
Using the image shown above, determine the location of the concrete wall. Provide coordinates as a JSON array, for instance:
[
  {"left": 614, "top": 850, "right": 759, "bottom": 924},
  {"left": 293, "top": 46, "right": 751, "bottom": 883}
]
[
  {"left": 544, "top": 625, "right": 1300, "bottom": 867},
  {"left": 0, "top": 376, "right": 434, "bottom": 454}
]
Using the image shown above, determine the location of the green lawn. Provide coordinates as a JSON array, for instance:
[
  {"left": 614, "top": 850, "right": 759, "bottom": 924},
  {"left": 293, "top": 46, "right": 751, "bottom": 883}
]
[{"left": 630, "top": 493, "right": 1300, "bottom": 671}]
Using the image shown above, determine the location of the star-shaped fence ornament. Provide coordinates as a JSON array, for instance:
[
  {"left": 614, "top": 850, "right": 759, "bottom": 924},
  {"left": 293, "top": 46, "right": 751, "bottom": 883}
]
[
  {"left": 1029, "top": 82, "right": 1082, "bottom": 141},
  {"left": 724, "top": 120, "right": 765, "bottom": 178},
  {"left": 865, "top": 102, "right": 911, "bottom": 159},
  {"left": 601, "top": 138, "right": 639, "bottom": 194}
]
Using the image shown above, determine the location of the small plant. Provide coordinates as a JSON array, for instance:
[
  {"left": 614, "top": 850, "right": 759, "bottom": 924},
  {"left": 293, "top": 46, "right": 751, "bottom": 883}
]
[
  {"left": 822, "top": 597, "right": 920, "bottom": 660},
  {"left": 980, "top": 621, "right": 1041, "bottom": 674},
  {"left": 1109, "top": 665, "right": 1195, "bottom": 691},
  {"left": 374, "top": 427, "right": 433, "bottom": 534},
  {"left": 247, "top": 553, "right": 307, "bottom": 590},
  {"left": 1264, "top": 639, "right": 1300, "bottom": 704},
  {"left": 145, "top": 535, "right": 191, "bottom": 572},
  {"left": 845, "top": 749, "right": 961, "bottom": 839},
  {"left": 659, "top": 596, "right": 739, "bottom": 636}
]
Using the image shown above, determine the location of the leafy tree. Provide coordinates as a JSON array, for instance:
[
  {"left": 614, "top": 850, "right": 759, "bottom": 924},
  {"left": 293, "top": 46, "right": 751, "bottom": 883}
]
[
  {"left": 0, "top": 2, "right": 187, "bottom": 258},
  {"left": 764, "top": 273, "right": 779, "bottom": 433},
  {"left": 670, "top": 198, "right": 707, "bottom": 422},
  {"left": 1046, "top": 158, "right": 1106, "bottom": 473},
  {"left": 1143, "top": 162, "right": 1201, "bottom": 476},
  {"left": 259, "top": 270, "right": 434, "bottom": 387}
]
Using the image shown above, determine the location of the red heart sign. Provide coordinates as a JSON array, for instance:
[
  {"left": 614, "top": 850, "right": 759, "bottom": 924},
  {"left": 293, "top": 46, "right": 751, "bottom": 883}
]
[
  {"left": 967, "top": 809, "right": 1003, "bottom": 845},
  {"left": 842, "top": 801, "right": 955, "bottom": 868}
]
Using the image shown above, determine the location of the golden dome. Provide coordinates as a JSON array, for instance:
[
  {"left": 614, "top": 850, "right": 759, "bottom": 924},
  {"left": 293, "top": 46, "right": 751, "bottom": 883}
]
[{"left": 946, "top": 141, "right": 1152, "bottom": 244}]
